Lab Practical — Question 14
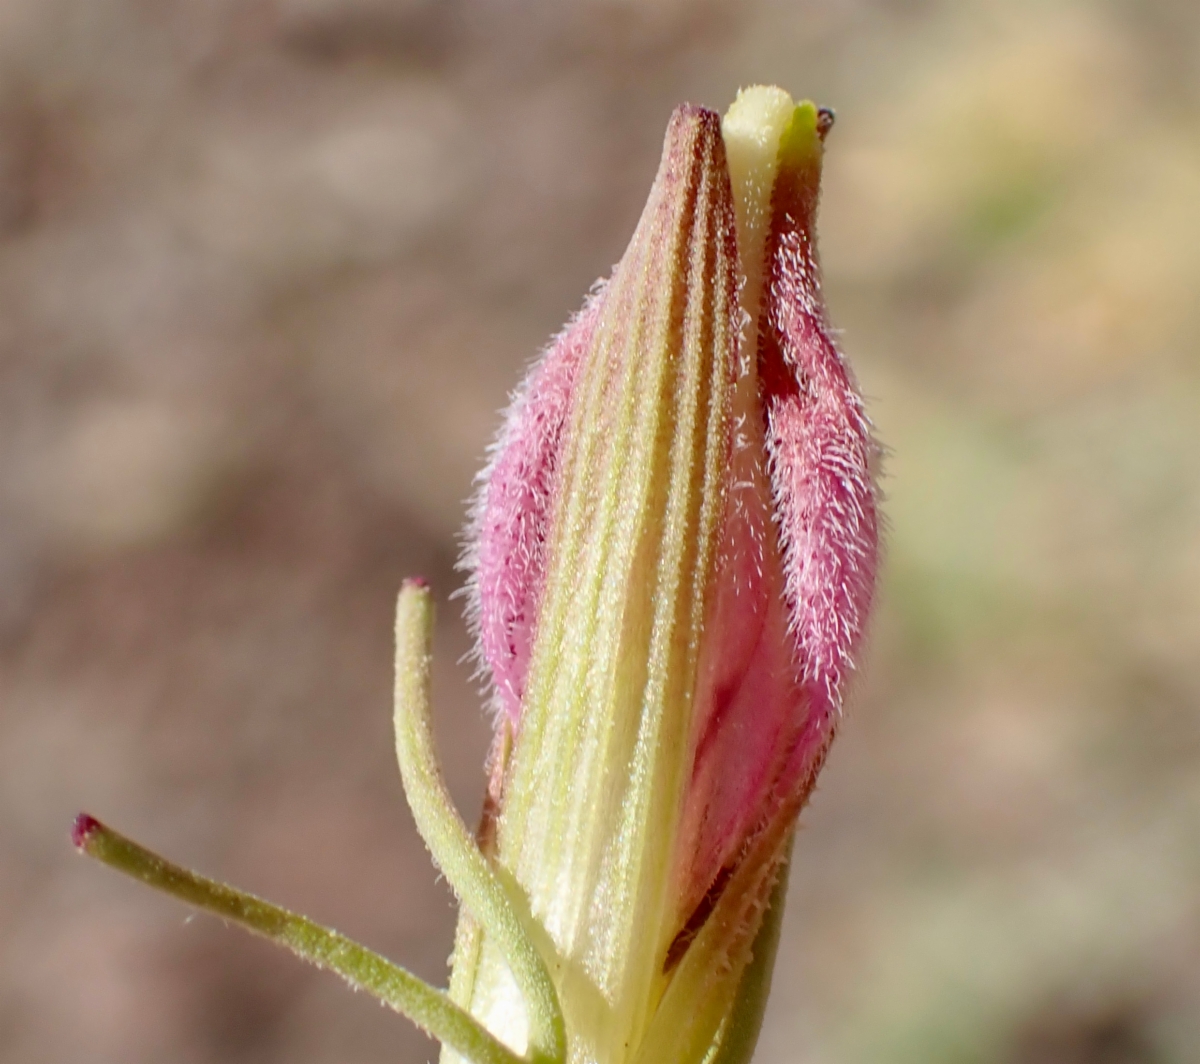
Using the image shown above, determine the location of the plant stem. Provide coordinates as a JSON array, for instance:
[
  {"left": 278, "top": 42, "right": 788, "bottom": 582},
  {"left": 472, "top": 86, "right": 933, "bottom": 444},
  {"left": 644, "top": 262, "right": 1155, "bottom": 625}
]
[
  {"left": 393, "top": 579, "right": 566, "bottom": 1064},
  {"left": 71, "top": 813, "right": 526, "bottom": 1064}
]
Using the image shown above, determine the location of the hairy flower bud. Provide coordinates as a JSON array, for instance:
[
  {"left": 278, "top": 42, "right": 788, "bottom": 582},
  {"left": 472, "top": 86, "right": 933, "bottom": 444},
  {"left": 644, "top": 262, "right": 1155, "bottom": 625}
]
[
  {"left": 71, "top": 85, "right": 880, "bottom": 1064},
  {"left": 458, "top": 87, "right": 880, "bottom": 1064}
]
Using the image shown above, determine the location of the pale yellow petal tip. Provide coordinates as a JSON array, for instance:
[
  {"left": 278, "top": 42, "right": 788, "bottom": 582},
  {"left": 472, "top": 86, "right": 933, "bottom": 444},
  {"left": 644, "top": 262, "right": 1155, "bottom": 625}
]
[
  {"left": 721, "top": 87, "right": 827, "bottom": 333},
  {"left": 721, "top": 88, "right": 797, "bottom": 299},
  {"left": 722, "top": 86, "right": 796, "bottom": 151},
  {"left": 722, "top": 87, "right": 829, "bottom": 171}
]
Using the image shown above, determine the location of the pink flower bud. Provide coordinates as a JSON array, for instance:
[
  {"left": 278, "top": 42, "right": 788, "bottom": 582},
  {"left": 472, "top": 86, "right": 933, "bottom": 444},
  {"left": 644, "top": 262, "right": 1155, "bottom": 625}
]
[
  {"left": 68, "top": 83, "right": 880, "bottom": 1064},
  {"left": 456, "top": 87, "right": 880, "bottom": 1064}
]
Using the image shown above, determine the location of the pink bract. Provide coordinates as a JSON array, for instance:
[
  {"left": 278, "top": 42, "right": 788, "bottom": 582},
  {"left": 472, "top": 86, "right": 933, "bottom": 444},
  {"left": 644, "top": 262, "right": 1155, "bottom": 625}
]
[{"left": 466, "top": 295, "right": 602, "bottom": 724}]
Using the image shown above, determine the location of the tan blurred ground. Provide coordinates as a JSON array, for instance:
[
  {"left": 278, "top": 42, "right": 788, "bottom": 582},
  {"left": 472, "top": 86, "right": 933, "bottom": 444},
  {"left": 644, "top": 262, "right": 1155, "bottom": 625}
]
[{"left": 1, "top": 1, "right": 1198, "bottom": 1062}]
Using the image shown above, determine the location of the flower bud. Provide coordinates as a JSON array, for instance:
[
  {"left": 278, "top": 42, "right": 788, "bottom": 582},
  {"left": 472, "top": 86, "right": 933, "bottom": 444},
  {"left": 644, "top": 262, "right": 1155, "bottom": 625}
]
[{"left": 459, "top": 87, "right": 879, "bottom": 1064}]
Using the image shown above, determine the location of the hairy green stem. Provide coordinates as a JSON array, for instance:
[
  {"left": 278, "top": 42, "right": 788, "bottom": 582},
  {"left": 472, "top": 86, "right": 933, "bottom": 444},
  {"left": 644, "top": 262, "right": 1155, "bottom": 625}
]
[
  {"left": 71, "top": 814, "right": 525, "bottom": 1064},
  {"left": 393, "top": 579, "right": 566, "bottom": 1064}
]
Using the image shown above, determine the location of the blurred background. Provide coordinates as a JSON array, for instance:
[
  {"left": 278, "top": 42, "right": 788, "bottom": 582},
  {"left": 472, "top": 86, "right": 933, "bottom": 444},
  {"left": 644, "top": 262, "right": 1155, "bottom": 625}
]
[{"left": 1, "top": 1, "right": 1198, "bottom": 1062}]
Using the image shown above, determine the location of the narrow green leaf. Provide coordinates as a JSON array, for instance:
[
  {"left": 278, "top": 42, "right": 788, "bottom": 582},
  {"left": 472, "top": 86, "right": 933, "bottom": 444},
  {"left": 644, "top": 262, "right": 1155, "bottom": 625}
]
[
  {"left": 394, "top": 580, "right": 567, "bottom": 1064},
  {"left": 71, "top": 813, "right": 525, "bottom": 1064}
]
